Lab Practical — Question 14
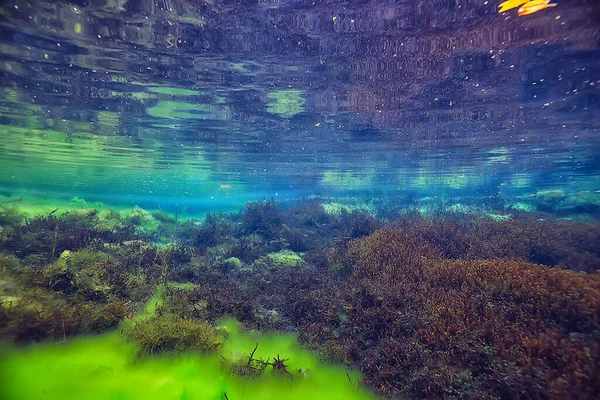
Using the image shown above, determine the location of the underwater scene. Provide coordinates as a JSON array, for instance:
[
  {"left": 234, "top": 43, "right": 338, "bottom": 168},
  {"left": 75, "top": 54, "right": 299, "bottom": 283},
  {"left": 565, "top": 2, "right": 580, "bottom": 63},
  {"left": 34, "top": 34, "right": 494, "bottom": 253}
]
[{"left": 0, "top": 0, "right": 599, "bottom": 399}]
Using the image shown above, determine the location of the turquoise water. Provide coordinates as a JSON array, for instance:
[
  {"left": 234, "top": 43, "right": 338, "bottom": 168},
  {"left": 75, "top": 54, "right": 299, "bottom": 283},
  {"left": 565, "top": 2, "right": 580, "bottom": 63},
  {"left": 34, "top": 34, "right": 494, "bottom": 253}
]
[{"left": 0, "top": 0, "right": 598, "bottom": 210}]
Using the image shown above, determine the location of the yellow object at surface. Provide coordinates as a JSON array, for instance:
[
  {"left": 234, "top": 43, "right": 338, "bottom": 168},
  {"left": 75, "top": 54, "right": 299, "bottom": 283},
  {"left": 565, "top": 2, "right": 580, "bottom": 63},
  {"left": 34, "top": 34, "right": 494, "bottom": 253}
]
[
  {"left": 517, "top": 0, "right": 557, "bottom": 15},
  {"left": 498, "top": 0, "right": 529, "bottom": 12}
]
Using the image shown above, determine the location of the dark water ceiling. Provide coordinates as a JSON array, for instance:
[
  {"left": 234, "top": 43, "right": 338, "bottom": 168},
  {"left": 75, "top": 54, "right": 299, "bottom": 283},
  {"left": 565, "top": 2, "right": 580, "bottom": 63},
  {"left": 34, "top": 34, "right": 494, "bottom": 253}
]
[{"left": 0, "top": 0, "right": 599, "bottom": 205}]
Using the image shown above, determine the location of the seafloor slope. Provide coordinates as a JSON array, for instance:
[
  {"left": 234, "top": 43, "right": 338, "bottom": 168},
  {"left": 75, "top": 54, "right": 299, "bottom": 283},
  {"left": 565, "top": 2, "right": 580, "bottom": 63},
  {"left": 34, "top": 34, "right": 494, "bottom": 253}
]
[{"left": 0, "top": 196, "right": 599, "bottom": 399}]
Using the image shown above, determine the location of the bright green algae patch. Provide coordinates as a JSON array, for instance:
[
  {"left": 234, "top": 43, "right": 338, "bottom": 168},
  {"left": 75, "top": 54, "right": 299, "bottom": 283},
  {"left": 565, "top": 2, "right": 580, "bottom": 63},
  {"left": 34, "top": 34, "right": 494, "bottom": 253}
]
[{"left": 0, "top": 319, "right": 376, "bottom": 400}]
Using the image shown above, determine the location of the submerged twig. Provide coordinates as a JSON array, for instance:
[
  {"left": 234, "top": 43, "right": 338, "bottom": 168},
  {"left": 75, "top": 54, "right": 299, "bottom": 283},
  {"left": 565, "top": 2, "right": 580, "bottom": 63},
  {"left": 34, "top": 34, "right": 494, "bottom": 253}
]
[
  {"left": 247, "top": 342, "right": 259, "bottom": 366},
  {"left": 51, "top": 224, "right": 59, "bottom": 258}
]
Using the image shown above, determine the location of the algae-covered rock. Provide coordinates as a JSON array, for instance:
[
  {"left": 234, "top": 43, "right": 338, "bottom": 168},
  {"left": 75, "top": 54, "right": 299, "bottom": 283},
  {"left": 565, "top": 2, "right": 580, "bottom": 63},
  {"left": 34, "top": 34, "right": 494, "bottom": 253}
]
[
  {"left": 61, "top": 208, "right": 99, "bottom": 225},
  {"left": 44, "top": 249, "right": 111, "bottom": 299},
  {"left": 558, "top": 191, "right": 600, "bottom": 214},
  {"left": 487, "top": 213, "right": 512, "bottom": 222},
  {"left": 267, "top": 250, "right": 303, "bottom": 268},
  {"left": 44, "top": 250, "right": 75, "bottom": 292},
  {"left": 511, "top": 202, "right": 534, "bottom": 212},
  {"left": 533, "top": 189, "right": 566, "bottom": 211},
  {"left": 447, "top": 203, "right": 476, "bottom": 213},
  {"left": 125, "top": 314, "right": 224, "bottom": 355},
  {"left": 253, "top": 307, "right": 282, "bottom": 326},
  {"left": 322, "top": 202, "right": 359, "bottom": 216},
  {"left": 0, "top": 275, "right": 23, "bottom": 310},
  {"left": 95, "top": 210, "right": 126, "bottom": 232},
  {"left": 68, "top": 197, "right": 88, "bottom": 208},
  {"left": 125, "top": 206, "right": 160, "bottom": 231},
  {"left": 0, "top": 205, "right": 25, "bottom": 226},
  {"left": 224, "top": 257, "right": 242, "bottom": 269},
  {"left": 521, "top": 189, "right": 600, "bottom": 215}
]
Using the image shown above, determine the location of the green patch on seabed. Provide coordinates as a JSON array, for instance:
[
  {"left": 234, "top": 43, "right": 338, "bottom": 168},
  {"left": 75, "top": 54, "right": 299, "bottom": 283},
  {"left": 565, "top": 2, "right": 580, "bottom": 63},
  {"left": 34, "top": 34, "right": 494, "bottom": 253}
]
[{"left": 0, "top": 318, "right": 376, "bottom": 400}]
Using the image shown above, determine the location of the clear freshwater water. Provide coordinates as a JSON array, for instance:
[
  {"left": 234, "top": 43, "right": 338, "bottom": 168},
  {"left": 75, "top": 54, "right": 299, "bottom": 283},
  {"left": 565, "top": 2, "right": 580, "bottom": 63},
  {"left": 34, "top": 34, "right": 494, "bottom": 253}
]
[
  {"left": 0, "top": 0, "right": 598, "bottom": 210},
  {"left": 0, "top": 1, "right": 599, "bottom": 399}
]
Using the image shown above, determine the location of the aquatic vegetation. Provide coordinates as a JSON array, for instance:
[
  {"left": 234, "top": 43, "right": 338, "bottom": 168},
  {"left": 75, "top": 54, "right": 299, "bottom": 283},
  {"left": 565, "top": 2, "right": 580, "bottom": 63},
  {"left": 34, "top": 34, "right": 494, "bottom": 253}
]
[
  {"left": 1, "top": 200, "right": 599, "bottom": 399},
  {"left": 224, "top": 256, "right": 243, "bottom": 269},
  {"left": 283, "top": 199, "right": 334, "bottom": 228},
  {"left": 331, "top": 228, "right": 439, "bottom": 283},
  {"left": 267, "top": 250, "right": 303, "bottom": 268},
  {"left": 303, "top": 227, "right": 600, "bottom": 398},
  {"left": 389, "top": 214, "right": 600, "bottom": 272},
  {"left": 221, "top": 235, "right": 264, "bottom": 264},
  {"left": 0, "top": 205, "right": 25, "bottom": 227},
  {"left": 241, "top": 199, "right": 283, "bottom": 240},
  {"left": 1, "top": 0, "right": 599, "bottom": 395},
  {"left": 151, "top": 210, "right": 177, "bottom": 224},
  {"left": 95, "top": 209, "right": 126, "bottom": 232},
  {"left": 281, "top": 224, "right": 318, "bottom": 252},
  {"left": 224, "top": 342, "right": 294, "bottom": 379},
  {"left": 0, "top": 284, "right": 128, "bottom": 343},
  {"left": 44, "top": 249, "right": 116, "bottom": 302},
  {"left": 336, "top": 209, "right": 381, "bottom": 239},
  {"left": 279, "top": 200, "right": 336, "bottom": 252},
  {"left": 0, "top": 214, "right": 134, "bottom": 264},
  {"left": 124, "top": 313, "right": 224, "bottom": 355},
  {"left": 0, "top": 317, "right": 373, "bottom": 400},
  {"left": 0, "top": 233, "right": 163, "bottom": 344},
  {"left": 0, "top": 253, "right": 20, "bottom": 274},
  {"left": 517, "top": 190, "right": 600, "bottom": 217},
  {"left": 187, "top": 211, "right": 235, "bottom": 250}
]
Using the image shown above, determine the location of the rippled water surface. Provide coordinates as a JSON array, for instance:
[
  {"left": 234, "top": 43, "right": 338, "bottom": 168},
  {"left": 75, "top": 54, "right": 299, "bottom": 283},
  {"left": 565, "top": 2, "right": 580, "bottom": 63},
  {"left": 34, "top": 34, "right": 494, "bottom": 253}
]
[{"left": 0, "top": 0, "right": 599, "bottom": 208}]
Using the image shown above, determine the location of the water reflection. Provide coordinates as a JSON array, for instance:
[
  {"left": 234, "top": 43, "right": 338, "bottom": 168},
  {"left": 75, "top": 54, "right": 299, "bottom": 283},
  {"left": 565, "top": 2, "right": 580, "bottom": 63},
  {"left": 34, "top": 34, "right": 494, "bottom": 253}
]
[{"left": 0, "top": 0, "right": 598, "bottom": 204}]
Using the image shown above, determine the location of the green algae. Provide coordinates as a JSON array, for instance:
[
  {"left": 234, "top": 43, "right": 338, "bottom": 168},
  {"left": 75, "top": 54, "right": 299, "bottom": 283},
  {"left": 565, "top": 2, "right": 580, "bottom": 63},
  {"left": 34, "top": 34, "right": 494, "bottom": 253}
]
[
  {"left": 267, "top": 250, "right": 303, "bottom": 268},
  {"left": 0, "top": 317, "right": 377, "bottom": 400}
]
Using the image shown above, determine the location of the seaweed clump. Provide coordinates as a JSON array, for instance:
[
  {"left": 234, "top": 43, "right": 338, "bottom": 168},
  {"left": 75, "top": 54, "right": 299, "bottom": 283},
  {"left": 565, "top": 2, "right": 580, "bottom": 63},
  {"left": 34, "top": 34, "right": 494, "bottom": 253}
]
[
  {"left": 224, "top": 342, "right": 292, "bottom": 379},
  {"left": 124, "top": 313, "right": 224, "bottom": 355},
  {"left": 0, "top": 233, "right": 161, "bottom": 343},
  {"left": 0, "top": 213, "right": 134, "bottom": 265},
  {"left": 398, "top": 216, "right": 600, "bottom": 272},
  {"left": 308, "top": 228, "right": 600, "bottom": 399},
  {"left": 241, "top": 199, "right": 282, "bottom": 240}
]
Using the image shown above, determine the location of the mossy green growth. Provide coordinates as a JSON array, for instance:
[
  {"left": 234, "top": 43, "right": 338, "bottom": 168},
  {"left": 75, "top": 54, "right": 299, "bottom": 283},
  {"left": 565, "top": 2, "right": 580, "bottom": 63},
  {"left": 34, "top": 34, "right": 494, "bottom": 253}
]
[
  {"left": 44, "top": 249, "right": 110, "bottom": 297},
  {"left": 267, "top": 250, "right": 303, "bottom": 268},
  {"left": 446, "top": 203, "right": 476, "bottom": 213},
  {"left": 0, "top": 205, "right": 25, "bottom": 226},
  {"left": 511, "top": 202, "right": 535, "bottom": 212},
  {"left": 125, "top": 206, "right": 161, "bottom": 232},
  {"left": 125, "top": 314, "right": 224, "bottom": 355},
  {"left": 322, "top": 202, "right": 361, "bottom": 216},
  {"left": 486, "top": 213, "right": 512, "bottom": 222},
  {"left": 0, "top": 319, "right": 378, "bottom": 400},
  {"left": 224, "top": 257, "right": 243, "bottom": 269}
]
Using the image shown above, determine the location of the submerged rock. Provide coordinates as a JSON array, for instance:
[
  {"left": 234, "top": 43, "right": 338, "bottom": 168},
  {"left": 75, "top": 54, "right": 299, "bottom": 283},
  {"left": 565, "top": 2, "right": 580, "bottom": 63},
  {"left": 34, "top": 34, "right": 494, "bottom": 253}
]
[
  {"left": 223, "top": 257, "right": 243, "bottom": 270},
  {"left": 267, "top": 250, "right": 303, "bottom": 268}
]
